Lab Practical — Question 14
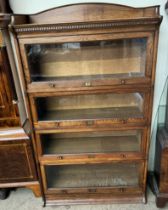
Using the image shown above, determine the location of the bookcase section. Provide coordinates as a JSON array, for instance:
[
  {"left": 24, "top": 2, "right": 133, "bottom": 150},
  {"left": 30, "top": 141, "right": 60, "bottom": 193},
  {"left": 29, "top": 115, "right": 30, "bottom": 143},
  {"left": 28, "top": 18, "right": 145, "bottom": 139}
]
[{"left": 12, "top": 3, "right": 162, "bottom": 206}]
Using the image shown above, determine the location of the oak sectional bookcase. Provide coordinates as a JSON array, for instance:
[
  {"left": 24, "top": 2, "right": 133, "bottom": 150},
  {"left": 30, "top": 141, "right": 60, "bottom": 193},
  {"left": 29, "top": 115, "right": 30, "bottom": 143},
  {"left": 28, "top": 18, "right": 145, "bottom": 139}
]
[{"left": 11, "top": 3, "right": 162, "bottom": 206}]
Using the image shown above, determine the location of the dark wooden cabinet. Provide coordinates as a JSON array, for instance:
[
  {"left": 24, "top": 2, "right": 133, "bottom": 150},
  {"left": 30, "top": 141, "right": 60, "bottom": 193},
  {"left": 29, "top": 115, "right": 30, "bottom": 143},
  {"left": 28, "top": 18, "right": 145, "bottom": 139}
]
[
  {"left": 155, "top": 129, "right": 168, "bottom": 193},
  {"left": 0, "top": 128, "right": 37, "bottom": 184},
  {"left": 0, "top": 5, "right": 41, "bottom": 198},
  {"left": 11, "top": 3, "right": 162, "bottom": 206},
  {"left": 0, "top": 38, "right": 19, "bottom": 126},
  {"left": 149, "top": 128, "right": 168, "bottom": 208}
]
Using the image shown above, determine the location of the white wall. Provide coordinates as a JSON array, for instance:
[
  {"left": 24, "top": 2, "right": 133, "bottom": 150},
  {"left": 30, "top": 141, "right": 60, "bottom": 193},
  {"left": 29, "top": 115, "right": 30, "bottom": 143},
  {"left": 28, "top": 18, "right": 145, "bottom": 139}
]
[{"left": 9, "top": 0, "right": 168, "bottom": 169}]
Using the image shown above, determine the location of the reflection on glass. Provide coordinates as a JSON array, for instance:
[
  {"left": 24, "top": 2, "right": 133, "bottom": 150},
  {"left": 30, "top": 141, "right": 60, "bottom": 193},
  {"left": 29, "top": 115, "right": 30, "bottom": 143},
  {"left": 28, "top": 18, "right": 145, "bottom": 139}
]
[
  {"left": 41, "top": 130, "right": 141, "bottom": 155},
  {"left": 46, "top": 163, "right": 139, "bottom": 189},
  {"left": 36, "top": 92, "right": 144, "bottom": 121},
  {"left": 26, "top": 38, "right": 147, "bottom": 82}
]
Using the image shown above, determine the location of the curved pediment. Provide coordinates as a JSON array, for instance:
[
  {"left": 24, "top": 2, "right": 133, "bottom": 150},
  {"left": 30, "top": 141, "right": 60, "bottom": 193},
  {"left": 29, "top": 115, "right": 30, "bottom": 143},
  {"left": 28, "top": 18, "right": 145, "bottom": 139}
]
[
  {"left": 28, "top": 3, "right": 161, "bottom": 24},
  {"left": 11, "top": 3, "right": 162, "bottom": 34}
]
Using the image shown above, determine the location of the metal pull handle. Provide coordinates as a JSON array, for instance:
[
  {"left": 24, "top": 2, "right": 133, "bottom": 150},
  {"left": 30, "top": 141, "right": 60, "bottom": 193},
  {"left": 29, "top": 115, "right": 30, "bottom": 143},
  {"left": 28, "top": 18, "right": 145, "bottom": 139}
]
[
  {"left": 12, "top": 99, "right": 18, "bottom": 105},
  {"left": 88, "top": 155, "right": 95, "bottom": 158},
  {"left": 121, "top": 79, "right": 125, "bottom": 85},
  {"left": 121, "top": 119, "right": 127, "bottom": 124},
  {"left": 120, "top": 188, "right": 125, "bottom": 192},
  {"left": 88, "top": 188, "right": 96, "bottom": 193},
  {"left": 120, "top": 154, "right": 126, "bottom": 158},
  {"left": 57, "top": 156, "right": 63, "bottom": 160},
  {"left": 86, "top": 121, "right": 94, "bottom": 126},
  {"left": 84, "top": 81, "right": 92, "bottom": 87},
  {"left": 55, "top": 122, "right": 60, "bottom": 127},
  {"left": 49, "top": 83, "right": 56, "bottom": 88}
]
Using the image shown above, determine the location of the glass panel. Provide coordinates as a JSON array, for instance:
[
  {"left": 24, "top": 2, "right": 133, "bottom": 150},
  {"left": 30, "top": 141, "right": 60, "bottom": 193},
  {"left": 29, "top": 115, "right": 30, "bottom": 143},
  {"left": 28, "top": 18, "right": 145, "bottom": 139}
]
[
  {"left": 41, "top": 130, "right": 141, "bottom": 155},
  {"left": 46, "top": 163, "right": 140, "bottom": 189},
  {"left": 26, "top": 38, "right": 147, "bottom": 82},
  {"left": 36, "top": 92, "right": 144, "bottom": 121},
  {"left": 157, "top": 76, "right": 168, "bottom": 129}
]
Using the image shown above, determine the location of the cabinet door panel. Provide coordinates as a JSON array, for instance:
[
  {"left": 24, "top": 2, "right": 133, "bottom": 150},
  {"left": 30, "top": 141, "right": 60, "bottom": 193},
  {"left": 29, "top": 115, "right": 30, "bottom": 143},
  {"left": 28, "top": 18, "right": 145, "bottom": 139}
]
[
  {"left": 0, "top": 47, "right": 18, "bottom": 123},
  {"left": 0, "top": 140, "right": 37, "bottom": 183},
  {"left": 40, "top": 130, "right": 142, "bottom": 155},
  {"left": 19, "top": 32, "right": 154, "bottom": 92},
  {"left": 0, "top": 54, "right": 10, "bottom": 117},
  {"left": 31, "top": 90, "right": 149, "bottom": 129},
  {"left": 41, "top": 162, "right": 144, "bottom": 193},
  {"left": 26, "top": 38, "right": 146, "bottom": 79}
]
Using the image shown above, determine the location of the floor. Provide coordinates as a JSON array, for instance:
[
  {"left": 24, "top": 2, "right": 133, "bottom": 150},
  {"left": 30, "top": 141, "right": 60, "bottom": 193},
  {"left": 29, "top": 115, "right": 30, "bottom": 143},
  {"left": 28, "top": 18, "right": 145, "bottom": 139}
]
[{"left": 0, "top": 188, "right": 167, "bottom": 210}]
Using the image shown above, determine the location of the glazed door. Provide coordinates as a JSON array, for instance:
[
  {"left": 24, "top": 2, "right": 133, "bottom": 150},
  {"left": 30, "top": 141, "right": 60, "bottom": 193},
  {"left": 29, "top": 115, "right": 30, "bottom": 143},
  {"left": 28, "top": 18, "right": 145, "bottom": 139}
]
[
  {"left": 41, "top": 161, "right": 145, "bottom": 194},
  {"left": 36, "top": 128, "right": 147, "bottom": 165},
  {"left": 30, "top": 88, "right": 150, "bottom": 130},
  {"left": 19, "top": 32, "right": 154, "bottom": 92}
]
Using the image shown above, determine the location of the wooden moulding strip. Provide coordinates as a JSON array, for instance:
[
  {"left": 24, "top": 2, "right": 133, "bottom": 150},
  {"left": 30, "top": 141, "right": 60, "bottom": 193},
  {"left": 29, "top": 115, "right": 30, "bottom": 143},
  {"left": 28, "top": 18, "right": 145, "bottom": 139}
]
[{"left": 45, "top": 193, "right": 145, "bottom": 206}]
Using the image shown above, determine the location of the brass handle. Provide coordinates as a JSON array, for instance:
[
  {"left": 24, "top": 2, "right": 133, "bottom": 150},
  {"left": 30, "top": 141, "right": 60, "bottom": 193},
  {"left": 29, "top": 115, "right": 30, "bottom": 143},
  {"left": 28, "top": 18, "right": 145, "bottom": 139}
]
[
  {"left": 88, "top": 155, "right": 95, "bottom": 158},
  {"left": 84, "top": 81, "right": 92, "bottom": 87},
  {"left": 120, "top": 188, "right": 125, "bottom": 192},
  {"left": 88, "top": 189, "right": 96, "bottom": 193},
  {"left": 49, "top": 83, "right": 56, "bottom": 88},
  {"left": 121, "top": 79, "right": 125, "bottom": 85},
  {"left": 61, "top": 190, "right": 67, "bottom": 193},
  {"left": 12, "top": 100, "right": 18, "bottom": 105},
  {"left": 86, "top": 121, "right": 94, "bottom": 126},
  {"left": 121, "top": 119, "right": 127, "bottom": 124},
  {"left": 121, "top": 154, "right": 126, "bottom": 158},
  {"left": 55, "top": 122, "right": 60, "bottom": 127}
]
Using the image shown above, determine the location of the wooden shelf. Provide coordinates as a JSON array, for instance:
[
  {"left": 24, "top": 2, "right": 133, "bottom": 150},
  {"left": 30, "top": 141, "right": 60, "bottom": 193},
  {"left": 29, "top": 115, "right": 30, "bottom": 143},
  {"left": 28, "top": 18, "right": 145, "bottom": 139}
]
[
  {"left": 45, "top": 193, "right": 145, "bottom": 206},
  {"left": 31, "top": 72, "right": 144, "bottom": 82},
  {"left": 36, "top": 92, "right": 144, "bottom": 121},
  {"left": 46, "top": 163, "right": 140, "bottom": 189},
  {"left": 38, "top": 107, "right": 143, "bottom": 121},
  {"left": 41, "top": 131, "right": 141, "bottom": 155}
]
